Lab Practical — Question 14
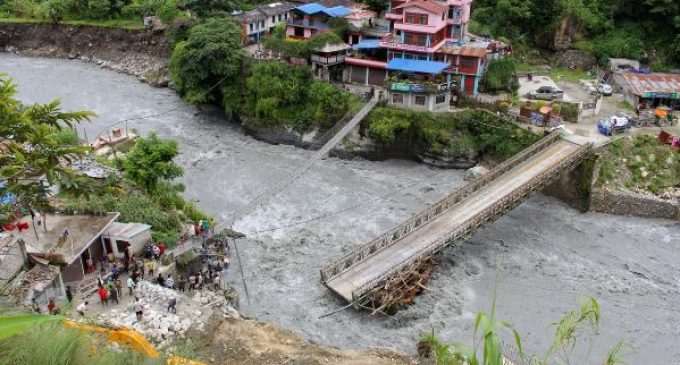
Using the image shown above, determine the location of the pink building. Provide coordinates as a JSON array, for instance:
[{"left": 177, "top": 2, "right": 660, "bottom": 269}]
[{"left": 343, "top": 0, "right": 509, "bottom": 109}]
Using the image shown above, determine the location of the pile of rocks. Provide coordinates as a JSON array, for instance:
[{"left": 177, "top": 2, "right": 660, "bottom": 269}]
[{"left": 94, "top": 281, "right": 240, "bottom": 347}]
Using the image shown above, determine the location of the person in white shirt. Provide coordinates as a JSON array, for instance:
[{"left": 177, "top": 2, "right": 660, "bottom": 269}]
[{"left": 76, "top": 301, "right": 88, "bottom": 316}]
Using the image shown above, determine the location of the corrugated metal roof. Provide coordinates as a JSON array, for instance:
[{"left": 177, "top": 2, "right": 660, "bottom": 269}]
[
  {"left": 295, "top": 3, "right": 351, "bottom": 17},
  {"left": 387, "top": 58, "right": 448, "bottom": 74},
  {"left": 620, "top": 72, "right": 680, "bottom": 97},
  {"left": 296, "top": 3, "right": 327, "bottom": 14}
]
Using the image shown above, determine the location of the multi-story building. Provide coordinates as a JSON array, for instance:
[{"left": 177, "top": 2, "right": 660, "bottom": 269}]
[
  {"left": 233, "top": 2, "right": 296, "bottom": 44},
  {"left": 343, "top": 0, "right": 509, "bottom": 111},
  {"left": 286, "top": 3, "right": 352, "bottom": 39}
]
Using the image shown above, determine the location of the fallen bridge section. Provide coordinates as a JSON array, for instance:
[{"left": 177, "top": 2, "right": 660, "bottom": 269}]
[{"left": 321, "top": 133, "right": 592, "bottom": 305}]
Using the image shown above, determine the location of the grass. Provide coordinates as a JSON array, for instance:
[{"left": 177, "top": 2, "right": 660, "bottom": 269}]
[
  {"left": 0, "top": 16, "right": 144, "bottom": 30},
  {"left": 617, "top": 100, "right": 635, "bottom": 111},
  {"left": 0, "top": 321, "right": 163, "bottom": 365},
  {"left": 0, "top": 314, "right": 65, "bottom": 340},
  {"left": 597, "top": 135, "right": 680, "bottom": 194},
  {"left": 549, "top": 67, "right": 593, "bottom": 83}
]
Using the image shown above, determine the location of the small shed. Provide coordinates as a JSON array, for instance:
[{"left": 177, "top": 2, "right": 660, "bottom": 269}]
[{"left": 103, "top": 222, "right": 152, "bottom": 259}]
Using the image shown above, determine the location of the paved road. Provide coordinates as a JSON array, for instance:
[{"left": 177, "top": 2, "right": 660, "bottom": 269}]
[{"left": 326, "top": 140, "right": 582, "bottom": 301}]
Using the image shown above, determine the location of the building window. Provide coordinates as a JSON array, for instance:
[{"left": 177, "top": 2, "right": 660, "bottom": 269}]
[
  {"left": 404, "top": 32, "right": 427, "bottom": 46},
  {"left": 278, "top": 14, "right": 282, "bottom": 21},
  {"left": 392, "top": 93, "right": 404, "bottom": 104},
  {"left": 415, "top": 95, "right": 426, "bottom": 105},
  {"left": 249, "top": 23, "right": 254, "bottom": 32},
  {"left": 405, "top": 13, "right": 427, "bottom": 25},
  {"left": 436, "top": 94, "right": 446, "bottom": 104},
  {"left": 260, "top": 20, "right": 265, "bottom": 28}
]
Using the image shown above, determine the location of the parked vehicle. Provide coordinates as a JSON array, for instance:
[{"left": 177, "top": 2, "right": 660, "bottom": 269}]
[
  {"left": 528, "top": 86, "right": 564, "bottom": 100},
  {"left": 597, "top": 83, "right": 613, "bottom": 96},
  {"left": 598, "top": 114, "right": 631, "bottom": 136}
]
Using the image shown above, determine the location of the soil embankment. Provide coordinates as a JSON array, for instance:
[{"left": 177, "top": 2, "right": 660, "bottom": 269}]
[{"left": 0, "top": 22, "right": 170, "bottom": 86}]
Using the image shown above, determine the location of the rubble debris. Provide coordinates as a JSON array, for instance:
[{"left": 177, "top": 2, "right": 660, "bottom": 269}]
[{"left": 94, "top": 281, "right": 240, "bottom": 348}]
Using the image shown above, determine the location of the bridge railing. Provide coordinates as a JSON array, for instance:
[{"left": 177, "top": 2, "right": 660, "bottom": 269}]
[
  {"left": 349, "top": 142, "right": 593, "bottom": 300},
  {"left": 320, "top": 131, "right": 562, "bottom": 283}
]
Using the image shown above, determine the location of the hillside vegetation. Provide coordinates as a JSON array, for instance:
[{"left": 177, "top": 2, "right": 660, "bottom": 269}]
[{"left": 472, "top": 0, "right": 680, "bottom": 69}]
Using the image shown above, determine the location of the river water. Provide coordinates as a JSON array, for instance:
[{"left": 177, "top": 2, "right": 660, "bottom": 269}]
[{"left": 3, "top": 54, "right": 680, "bottom": 364}]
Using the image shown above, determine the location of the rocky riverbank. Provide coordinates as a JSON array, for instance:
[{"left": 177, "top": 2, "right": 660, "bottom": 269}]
[{"left": 0, "top": 23, "right": 170, "bottom": 86}]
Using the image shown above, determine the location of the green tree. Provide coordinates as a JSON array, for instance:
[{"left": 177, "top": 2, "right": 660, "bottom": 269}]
[
  {"left": 180, "top": 0, "right": 240, "bottom": 17},
  {"left": 122, "top": 133, "right": 183, "bottom": 192},
  {"left": 0, "top": 75, "right": 92, "bottom": 225},
  {"left": 481, "top": 58, "right": 518, "bottom": 93},
  {"left": 41, "top": 0, "right": 68, "bottom": 23},
  {"left": 170, "top": 17, "right": 244, "bottom": 117}
]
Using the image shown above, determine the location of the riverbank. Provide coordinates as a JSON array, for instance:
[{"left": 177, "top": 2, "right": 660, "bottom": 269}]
[
  {"left": 4, "top": 55, "right": 679, "bottom": 364},
  {"left": 0, "top": 22, "right": 169, "bottom": 86}
]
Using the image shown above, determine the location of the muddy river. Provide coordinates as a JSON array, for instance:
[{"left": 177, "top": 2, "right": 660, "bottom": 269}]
[{"left": 3, "top": 54, "right": 679, "bottom": 364}]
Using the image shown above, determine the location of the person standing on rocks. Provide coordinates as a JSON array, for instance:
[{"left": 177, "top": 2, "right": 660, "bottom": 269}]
[
  {"left": 65, "top": 286, "right": 73, "bottom": 303},
  {"left": 98, "top": 286, "right": 109, "bottom": 308},
  {"left": 177, "top": 276, "right": 186, "bottom": 292},
  {"left": 127, "top": 276, "right": 136, "bottom": 296},
  {"left": 76, "top": 301, "right": 88, "bottom": 317},
  {"left": 157, "top": 273, "right": 165, "bottom": 287},
  {"left": 109, "top": 282, "right": 119, "bottom": 305},
  {"left": 134, "top": 298, "right": 144, "bottom": 321},
  {"left": 167, "top": 297, "right": 177, "bottom": 314},
  {"left": 197, "top": 272, "right": 203, "bottom": 290},
  {"left": 115, "top": 278, "right": 123, "bottom": 298},
  {"left": 213, "top": 272, "right": 221, "bottom": 291},
  {"left": 188, "top": 273, "right": 196, "bottom": 291}
]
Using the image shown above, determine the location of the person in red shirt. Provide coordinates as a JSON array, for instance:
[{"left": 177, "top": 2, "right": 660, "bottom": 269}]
[
  {"left": 158, "top": 242, "right": 166, "bottom": 256},
  {"left": 98, "top": 286, "right": 109, "bottom": 307}
]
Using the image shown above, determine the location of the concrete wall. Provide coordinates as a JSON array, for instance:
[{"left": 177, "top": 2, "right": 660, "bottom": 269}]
[
  {"left": 590, "top": 188, "right": 680, "bottom": 220},
  {"left": 387, "top": 91, "right": 450, "bottom": 112},
  {"left": 62, "top": 257, "right": 84, "bottom": 283}
]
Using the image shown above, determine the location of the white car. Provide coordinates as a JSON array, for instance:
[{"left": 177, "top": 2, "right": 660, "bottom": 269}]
[{"left": 597, "top": 83, "right": 613, "bottom": 96}]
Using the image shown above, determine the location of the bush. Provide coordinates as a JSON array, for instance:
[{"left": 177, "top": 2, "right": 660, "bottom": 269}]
[
  {"left": 243, "top": 61, "right": 355, "bottom": 132},
  {"left": 41, "top": 0, "right": 68, "bottom": 23},
  {"left": 364, "top": 107, "right": 541, "bottom": 160},
  {"left": 482, "top": 58, "right": 518, "bottom": 93},
  {"left": 85, "top": 0, "right": 113, "bottom": 19},
  {"left": 51, "top": 127, "right": 80, "bottom": 145}
]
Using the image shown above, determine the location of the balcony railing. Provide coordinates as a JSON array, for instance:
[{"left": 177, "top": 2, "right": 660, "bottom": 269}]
[
  {"left": 388, "top": 81, "right": 450, "bottom": 93},
  {"left": 379, "top": 34, "right": 428, "bottom": 52},
  {"left": 311, "top": 54, "right": 346, "bottom": 65}
]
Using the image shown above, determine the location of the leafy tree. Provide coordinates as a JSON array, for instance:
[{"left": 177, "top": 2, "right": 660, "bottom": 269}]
[
  {"left": 481, "top": 58, "right": 518, "bottom": 93},
  {"left": 0, "top": 75, "right": 92, "bottom": 225},
  {"left": 170, "top": 17, "right": 244, "bottom": 117},
  {"left": 180, "top": 0, "right": 240, "bottom": 17},
  {"left": 41, "top": 0, "right": 68, "bottom": 23},
  {"left": 361, "top": 0, "right": 388, "bottom": 14},
  {"left": 122, "top": 133, "right": 183, "bottom": 193},
  {"left": 243, "top": 61, "right": 355, "bottom": 132}
]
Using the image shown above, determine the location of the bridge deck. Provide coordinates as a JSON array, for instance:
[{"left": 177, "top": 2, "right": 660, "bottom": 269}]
[{"left": 325, "top": 140, "right": 581, "bottom": 301}]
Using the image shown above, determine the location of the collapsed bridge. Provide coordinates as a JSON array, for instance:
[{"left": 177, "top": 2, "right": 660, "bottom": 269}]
[{"left": 320, "top": 131, "right": 592, "bottom": 311}]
